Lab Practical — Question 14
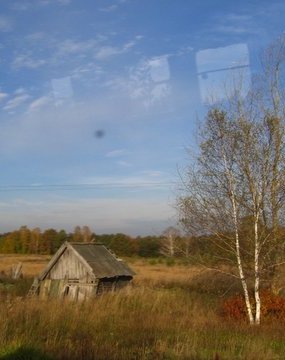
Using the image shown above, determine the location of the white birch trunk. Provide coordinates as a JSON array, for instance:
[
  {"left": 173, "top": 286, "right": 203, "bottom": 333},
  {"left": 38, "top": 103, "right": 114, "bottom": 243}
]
[
  {"left": 170, "top": 235, "right": 174, "bottom": 257},
  {"left": 223, "top": 153, "right": 254, "bottom": 324},
  {"left": 232, "top": 195, "right": 254, "bottom": 325},
  {"left": 254, "top": 216, "right": 261, "bottom": 324}
]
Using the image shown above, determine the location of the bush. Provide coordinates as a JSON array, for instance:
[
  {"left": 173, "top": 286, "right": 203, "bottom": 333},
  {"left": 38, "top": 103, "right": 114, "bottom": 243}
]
[
  {"left": 222, "top": 290, "right": 285, "bottom": 321},
  {"left": 0, "top": 277, "right": 33, "bottom": 298},
  {"left": 148, "top": 259, "right": 158, "bottom": 265},
  {"left": 165, "top": 258, "right": 176, "bottom": 267},
  {"left": 188, "top": 270, "right": 242, "bottom": 296}
]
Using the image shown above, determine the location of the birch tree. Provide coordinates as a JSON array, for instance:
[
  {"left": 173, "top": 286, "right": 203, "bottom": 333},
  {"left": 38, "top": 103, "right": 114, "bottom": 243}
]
[
  {"left": 178, "top": 37, "right": 285, "bottom": 325},
  {"left": 160, "top": 227, "right": 180, "bottom": 257}
]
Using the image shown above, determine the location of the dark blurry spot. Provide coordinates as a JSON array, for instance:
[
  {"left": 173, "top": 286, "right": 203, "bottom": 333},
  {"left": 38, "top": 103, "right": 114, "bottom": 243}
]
[
  {"left": 94, "top": 130, "right": 105, "bottom": 138},
  {"left": 201, "top": 73, "right": 208, "bottom": 80}
]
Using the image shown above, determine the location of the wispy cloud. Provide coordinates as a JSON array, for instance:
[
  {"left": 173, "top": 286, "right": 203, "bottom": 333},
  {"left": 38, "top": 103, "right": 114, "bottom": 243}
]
[
  {"left": 10, "top": 34, "right": 140, "bottom": 75},
  {"left": 0, "top": 92, "right": 8, "bottom": 101},
  {"left": 209, "top": 11, "right": 263, "bottom": 37},
  {"left": 70, "top": 63, "right": 104, "bottom": 80},
  {"left": 95, "top": 46, "right": 122, "bottom": 59},
  {"left": 99, "top": 4, "right": 118, "bottom": 12},
  {"left": 94, "top": 37, "right": 141, "bottom": 60},
  {"left": 13, "top": 53, "right": 47, "bottom": 69},
  {"left": 99, "top": 0, "right": 129, "bottom": 13},
  {"left": 117, "top": 160, "right": 132, "bottom": 167},
  {"left": 28, "top": 96, "right": 52, "bottom": 111},
  {"left": 37, "top": 0, "right": 71, "bottom": 6},
  {"left": 3, "top": 93, "right": 31, "bottom": 111},
  {"left": 58, "top": 39, "right": 98, "bottom": 55},
  {"left": 25, "top": 32, "right": 46, "bottom": 42},
  {"left": 12, "top": 0, "right": 70, "bottom": 11},
  {"left": 105, "top": 149, "right": 127, "bottom": 158},
  {"left": 0, "top": 93, "right": 137, "bottom": 156}
]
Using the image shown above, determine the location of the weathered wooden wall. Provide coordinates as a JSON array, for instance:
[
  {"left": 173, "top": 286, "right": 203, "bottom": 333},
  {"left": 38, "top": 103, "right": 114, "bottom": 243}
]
[
  {"left": 39, "top": 279, "right": 99, "bottom": 300},
  {"left": 47, "top": 248, "right": 93, "bottom": 282}
]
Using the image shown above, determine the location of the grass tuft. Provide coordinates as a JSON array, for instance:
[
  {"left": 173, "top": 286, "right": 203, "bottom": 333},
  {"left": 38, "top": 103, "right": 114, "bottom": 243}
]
[{"left": 0, "top": 256, "right": 285, "bottom": 359}]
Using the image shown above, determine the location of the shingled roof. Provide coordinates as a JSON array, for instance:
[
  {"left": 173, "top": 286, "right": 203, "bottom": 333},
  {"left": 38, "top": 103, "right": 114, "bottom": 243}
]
[
  {"left": 39, "top": 242, "right": 135, "bottom": 280},
  {"left": 71, "top": 242, "right": 135, "bottom": 278}
]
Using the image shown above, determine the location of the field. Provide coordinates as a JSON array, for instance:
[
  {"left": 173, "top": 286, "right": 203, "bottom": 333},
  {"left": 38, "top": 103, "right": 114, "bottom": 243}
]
[{"left": 0, "top": 256, "right": 285, "bottom": 359}]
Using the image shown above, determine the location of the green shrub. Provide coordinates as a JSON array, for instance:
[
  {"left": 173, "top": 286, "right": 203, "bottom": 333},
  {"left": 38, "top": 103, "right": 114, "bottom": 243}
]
[{"left": 165, "top": 258, "right": 176, "bottom": 267}]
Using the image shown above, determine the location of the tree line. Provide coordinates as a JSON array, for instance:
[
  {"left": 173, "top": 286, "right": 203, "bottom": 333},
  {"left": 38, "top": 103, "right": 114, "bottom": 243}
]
[
  {"left": 1, "top": 223, "right": 274, "bottom": 262},
  {"left": 0, "top": 225, "right": 194, "bottom": 258}
]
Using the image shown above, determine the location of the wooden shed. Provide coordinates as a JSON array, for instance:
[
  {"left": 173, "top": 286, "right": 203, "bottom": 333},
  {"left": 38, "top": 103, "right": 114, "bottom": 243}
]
[{"left": 31, "top": 242, "right": 135, "bottom": 300}]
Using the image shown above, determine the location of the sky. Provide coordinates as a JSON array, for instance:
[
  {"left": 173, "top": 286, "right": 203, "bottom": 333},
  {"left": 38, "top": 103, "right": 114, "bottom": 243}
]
[{"left": 0, "top": 0, "right": 284, "bottom": 236}]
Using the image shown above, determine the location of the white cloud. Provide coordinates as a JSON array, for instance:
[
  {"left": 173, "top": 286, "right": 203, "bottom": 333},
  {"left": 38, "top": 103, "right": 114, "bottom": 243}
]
[
  {"left": 117, "top": 160, "right": 132, "bottom": 167},
  {"left": 0, "top": 92, "right": 8, "bottom": 101},
  {"left": 210, "top": 12, "right": 262, "bottom": 37},
  {"left": 95, "top": 46, "right": 123, "bottom": 59},
  {"left": 25, "top": 32, "right": 46, "bottom": 41},
  {"left": 12, "top": 0, "right": 71, "bottom": 10},
  {"left": 51, "top": 77, "right": 73, "bottom": 99},
  {"left": 38, "top": 0, "right": 71, "bottom": 6},
  {"left": 95, "top": 39, "right": 138, "bottom": 60},
  {"left": 99, "top": 4, "right": 118, "bottom": 12},
  {"left": 105, "top": 149, "right": 127, "bottom": 158},
  {"left": 99, "top": 0, "right": 131, "bottom": 13},
  {"left": 58, "top": 39, "right": 98, "bottom": 55},
  {"left": 149, "top": 56, "right": 170, "bottom": 82},
  {"left": 0, "top": 93, "right": 134, "bottom": 156},
  {"left": 14, "top": 87, "right": 27, "bottom": 95},
  {"left": 0, "top": 87, "right": 174, "bottom": 162},
  {"left": 13, "top": 54, "right": 47, "bottom": 69},
  {"left": 57, "top": 0, "right": 71, "bottom": 4},
  {"left": 71, "top": 63, "right": 104, "bottom": 80},
  {"left": 28, "top": 96, "right": 52, "bottom": 111},
  {"left": 223, "top": 14, "right": 253, "bottom": 22},
  {"left": 3, "top": 93, "right": 31, "bottom": 111},
  {"left": 216, "top": 25, "right": 256, "bottom": 35},
  {"left": 150, "top": 83, "right": 171, "bottom": 103}
]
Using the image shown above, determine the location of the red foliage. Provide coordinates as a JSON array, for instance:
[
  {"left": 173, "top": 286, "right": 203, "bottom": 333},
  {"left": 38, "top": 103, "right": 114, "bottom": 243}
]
[
  {"left": 222, "top": 290, "right": 285, "bottom": 321},
  {"left": 222, "top": 295, "right": 247, "bottom": 320}
]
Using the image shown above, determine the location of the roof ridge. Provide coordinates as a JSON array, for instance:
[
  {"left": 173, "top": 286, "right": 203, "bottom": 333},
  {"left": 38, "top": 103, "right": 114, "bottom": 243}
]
[{"left": 70, "top": 242, "right": 103, "bottom": 245}]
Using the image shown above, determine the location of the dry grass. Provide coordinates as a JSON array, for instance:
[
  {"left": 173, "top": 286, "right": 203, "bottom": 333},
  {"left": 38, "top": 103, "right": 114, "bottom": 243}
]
[
  {"left": 132, "top": 259, "right": 204, "bottom": 287},
  {"left": 0, "top": 255, "right": 285, "bottom": 359},
  {"left": 0, "top": 254, "right": 50, "bottom": 277},
  {"left": 0, "top": 287, "right": 220, "bottom": 359},
  {"left": 0, "top": 254, "right": 204, "bottom": 285},
  {"left": 1, "top": 285, "right": 285, "bottom": 359}
]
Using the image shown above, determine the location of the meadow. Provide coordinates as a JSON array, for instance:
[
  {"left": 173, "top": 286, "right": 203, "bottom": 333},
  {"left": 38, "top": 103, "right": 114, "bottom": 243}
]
[{"left": 0, "top": 255, "right": 285, "bottom": 359}]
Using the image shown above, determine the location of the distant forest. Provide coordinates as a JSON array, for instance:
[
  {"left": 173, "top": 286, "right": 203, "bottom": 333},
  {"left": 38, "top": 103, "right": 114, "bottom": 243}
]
[
  {"left": 2, "top": 219, "right": 279, "bottom": 261},
  {"left": 0, "top": 225, "right": 189, "bottom": 258}
]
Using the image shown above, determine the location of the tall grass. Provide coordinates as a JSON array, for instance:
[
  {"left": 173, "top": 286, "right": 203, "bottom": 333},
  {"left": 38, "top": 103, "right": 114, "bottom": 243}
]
[
  {"left": 1, "top": 286, "right": 285, "bottom": 359},
  {"left": 0, "top": 258, "right": 285, "bottom": 359}
]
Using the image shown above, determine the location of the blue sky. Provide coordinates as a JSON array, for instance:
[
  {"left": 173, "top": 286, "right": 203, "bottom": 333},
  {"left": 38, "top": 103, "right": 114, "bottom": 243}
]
[{"left": 0, "top": 0, "right": 284, "bottom": 235}]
